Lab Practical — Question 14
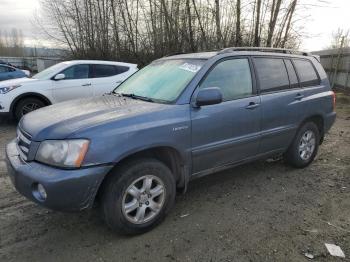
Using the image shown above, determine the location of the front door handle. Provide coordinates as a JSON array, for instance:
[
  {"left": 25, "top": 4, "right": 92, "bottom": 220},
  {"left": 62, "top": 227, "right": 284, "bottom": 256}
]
[
  {"left": 295, "top": 93, "right": 304, "bottom": 100},
  {"left": 245, "top": 102, "right": 260, "bottom": 110},
  {"left": 82, "top": 83, "right": 92, "bottom": 87}
]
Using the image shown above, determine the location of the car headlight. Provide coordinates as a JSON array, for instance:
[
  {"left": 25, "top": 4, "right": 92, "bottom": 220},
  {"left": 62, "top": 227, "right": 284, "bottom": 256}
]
[
  {"left": 36, "top": 139, "right": 90, "bottom": 168},
  {"left": 0, "top": 85, "right": 21, "bottom": 94}
]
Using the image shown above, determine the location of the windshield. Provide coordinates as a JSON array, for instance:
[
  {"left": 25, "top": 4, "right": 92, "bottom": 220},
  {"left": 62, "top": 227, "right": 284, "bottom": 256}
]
[
  {"left": 115, "top": 59, "right": 205, "bottom": 103},
  {"left": 32, "top": 62, "right": 69, "bottom": 80}
]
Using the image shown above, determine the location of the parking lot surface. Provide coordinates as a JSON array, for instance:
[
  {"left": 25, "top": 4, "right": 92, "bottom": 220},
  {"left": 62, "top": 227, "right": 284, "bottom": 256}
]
[{"left": 0, "top": 96, "right": 349, "bottom": 262}]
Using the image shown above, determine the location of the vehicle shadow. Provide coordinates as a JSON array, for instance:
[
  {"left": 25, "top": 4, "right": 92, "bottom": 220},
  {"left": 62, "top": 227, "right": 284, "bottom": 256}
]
[{"left": 0, "top": 115, "right": 16, "bottom": 126}]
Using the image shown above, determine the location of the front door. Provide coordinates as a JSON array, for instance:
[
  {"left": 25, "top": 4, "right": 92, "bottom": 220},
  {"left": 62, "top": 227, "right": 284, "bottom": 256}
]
[
  {"left": 52, "top": 64, "right": 93, "bottom": 103},
  {"left": 191, "top": 58, "right": 261, "bottom": 174}
]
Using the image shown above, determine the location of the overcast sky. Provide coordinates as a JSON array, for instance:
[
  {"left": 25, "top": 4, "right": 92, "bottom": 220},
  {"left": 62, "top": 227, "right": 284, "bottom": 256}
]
[
  {"left": 0, "top": 0, "right": 349, "bottom": 51},
  {"left": 0, "top": 0, "right": 40, "bottom": 44}
]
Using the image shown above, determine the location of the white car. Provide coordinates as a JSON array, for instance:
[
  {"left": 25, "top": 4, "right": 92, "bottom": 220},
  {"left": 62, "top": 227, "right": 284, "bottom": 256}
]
[{"left": 0, "top": 60, "right": 138, "bottom": 120}]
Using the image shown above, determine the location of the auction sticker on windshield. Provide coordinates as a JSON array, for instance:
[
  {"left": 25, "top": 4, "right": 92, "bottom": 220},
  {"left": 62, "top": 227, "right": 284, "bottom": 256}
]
[{"left": 179, "top": 63, "right": 201, "bottom": 73}]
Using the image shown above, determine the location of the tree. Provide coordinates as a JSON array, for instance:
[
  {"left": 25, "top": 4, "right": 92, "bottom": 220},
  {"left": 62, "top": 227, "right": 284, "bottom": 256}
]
[
  {"left": 281, "top": 0, "right": 297, "bottom": 48},
  {"left": 253, "top": 0, "right": 262, "bottom": 46},
  {"left": 330, "top": 29, "right": 350, "bottom": 49},
  {"left": 37, "top": 0, "right": 305, "bottom": 65},
  {"left": 235, "top": 0, "right": 241, "bottom": 46},
  {"left": 215, "top": 0, "right": 222, "bottom": 47},
  {"left": 266, "top": 0, "right": 282, "bottom": 47},
  {"left": 0, "top": 28, "right": 24, "bottom": 56}
]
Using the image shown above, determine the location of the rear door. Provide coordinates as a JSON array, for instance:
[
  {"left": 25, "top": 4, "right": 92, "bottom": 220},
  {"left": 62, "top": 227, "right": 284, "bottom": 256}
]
[
  {"left": 292, "top": 58, "right": 323, "bottom": 116},
  {"left": 253, "top": 57, "right": 304, "bottom": 153},
  {"left": 51, "top": 64, "right": 93, "bottom": 103},
  {"left": 191, "top": 57, "right": 261, "bottom": 174},
  {"left": 91, "top": 64, "right": 131, "bottom": 96}
]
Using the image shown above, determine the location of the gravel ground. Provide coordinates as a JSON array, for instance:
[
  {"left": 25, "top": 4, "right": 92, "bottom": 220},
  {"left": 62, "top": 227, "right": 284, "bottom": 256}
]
[{"left": 0, "top": 95, "right": 349, "bottom": 262}]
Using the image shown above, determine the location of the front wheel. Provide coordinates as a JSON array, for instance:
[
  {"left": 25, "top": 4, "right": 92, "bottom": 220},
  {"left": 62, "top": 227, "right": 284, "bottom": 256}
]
[
  {"left": 101, "top": 158, "right": 176, "bottom": 235},
  {"left": 284, "top": 122, "right": 320, "bottom": 168},
  {"left": 14, "top": 97, "right": 45, "bottom": 121}
]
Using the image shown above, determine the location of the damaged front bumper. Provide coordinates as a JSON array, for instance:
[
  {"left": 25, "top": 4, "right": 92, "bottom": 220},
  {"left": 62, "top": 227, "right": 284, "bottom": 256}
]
[{"left": 6, "top": 139, "right": 113, "bottom": 211}]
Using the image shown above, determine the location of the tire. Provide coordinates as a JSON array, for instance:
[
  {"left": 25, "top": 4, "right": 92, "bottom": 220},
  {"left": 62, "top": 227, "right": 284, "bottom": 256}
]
[
  {"left": 101, "top": 158, "right": 176, "bottom": 235},
  {"left": 14, "top": 97, "right": 46, "bottom": 121},
  {"left": 284, "top": 122, "right": 320, "bottom": 168}
]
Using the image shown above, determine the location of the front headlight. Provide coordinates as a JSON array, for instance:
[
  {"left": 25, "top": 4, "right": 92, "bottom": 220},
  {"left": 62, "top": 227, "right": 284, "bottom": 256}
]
[
  {"left": 36, "top": 139, "right": 90, "bottom": 168},
  {"left": 0, "top": 85, "right": 21, "bottom": 94}
]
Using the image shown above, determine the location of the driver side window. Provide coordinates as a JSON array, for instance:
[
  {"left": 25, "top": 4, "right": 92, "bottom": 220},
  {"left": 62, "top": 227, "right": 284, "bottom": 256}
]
[
  {"left": 61, "top": 64, "right": 89, "bottom": 80},
  {"left": 200, "top": 58, "right": 253, "bottom": 101}
]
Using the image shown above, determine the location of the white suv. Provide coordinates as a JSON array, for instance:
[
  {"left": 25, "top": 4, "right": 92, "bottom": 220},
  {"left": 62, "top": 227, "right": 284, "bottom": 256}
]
[{"left": 0, "top": 60, "right": 138, "bottom": 120}]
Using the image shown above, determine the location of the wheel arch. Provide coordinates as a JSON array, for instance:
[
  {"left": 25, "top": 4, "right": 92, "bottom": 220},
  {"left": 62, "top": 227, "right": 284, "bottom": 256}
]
[
  {"left": 96, "top": 146, "right": 190, "bottom": 203},
  {"left": 299, "top": 114, "right": 325, "bottom": 144},
  {"left": 10, "top": 92, "right": 52, "bottom": 114}
]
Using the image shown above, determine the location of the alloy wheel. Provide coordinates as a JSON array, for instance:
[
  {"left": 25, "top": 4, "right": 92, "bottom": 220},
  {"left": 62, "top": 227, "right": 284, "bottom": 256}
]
[
  {"left": 299, "top": 130, "right": 316, "bottom": 161},
  {"left": 21, "top": 103, "right": 40, "bottom": 116},
  {"left": 122, "top": 175, "right": 166, "bottom": 224}
]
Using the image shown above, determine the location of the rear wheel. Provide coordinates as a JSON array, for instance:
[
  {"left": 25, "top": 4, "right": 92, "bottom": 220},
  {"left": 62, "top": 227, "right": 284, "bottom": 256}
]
[
  {"left": 284, "top": 122, "right": 320, "bottom": 168},
  {"left": 101, "top": 158, "right": 176, "bottom": 235},
  {"left": 14, "top": 97, "right": 45, "bottom": 121}
]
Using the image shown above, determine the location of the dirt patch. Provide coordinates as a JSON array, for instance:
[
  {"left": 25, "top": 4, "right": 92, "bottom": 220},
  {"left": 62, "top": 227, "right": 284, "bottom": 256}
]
[
  {"left": 0, "top": 99, "right": 349, "bottom": 262},
  {"left": 337, "top": 92, "right": 350, "bottom": 104}
]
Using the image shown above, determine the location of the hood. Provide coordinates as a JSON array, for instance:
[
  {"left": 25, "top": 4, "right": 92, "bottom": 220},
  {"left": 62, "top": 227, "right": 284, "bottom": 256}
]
[
  {"left": 20, "top": 95, "right": 166, "bottom": 141},
  {"left": 0, "top": 77, "right": 38, "bottom": 87}
]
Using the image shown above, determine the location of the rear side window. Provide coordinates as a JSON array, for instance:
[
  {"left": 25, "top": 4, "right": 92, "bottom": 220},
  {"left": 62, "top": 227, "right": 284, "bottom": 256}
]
[
  {"left": 93, "top": 64, "right": 129, "bottom": 78},
  {"left": 284, "top": 59, "right": 299, "bottom": 88},
  {"left": 200, "top": 58, "right": 252, "bottom": 101},
  {"left": 293, "top": 59, "right": 319, "bottom": 87},
  {"left": 254, "top": 58, "right": 289, "bottom": 92}
]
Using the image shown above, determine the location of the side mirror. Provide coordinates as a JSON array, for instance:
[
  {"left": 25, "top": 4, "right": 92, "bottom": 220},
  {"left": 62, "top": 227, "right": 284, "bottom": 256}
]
[
  {"left": 54, "top": 73, "right": 65, "bottom": 81},
  {"left": 195, "top": 87, "right": 223, "bottom": 107}
]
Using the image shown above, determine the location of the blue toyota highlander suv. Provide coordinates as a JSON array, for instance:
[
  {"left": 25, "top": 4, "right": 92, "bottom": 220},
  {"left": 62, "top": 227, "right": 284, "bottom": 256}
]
[{"left": 6, "top": 47, "right": 336, "bottom": 234}]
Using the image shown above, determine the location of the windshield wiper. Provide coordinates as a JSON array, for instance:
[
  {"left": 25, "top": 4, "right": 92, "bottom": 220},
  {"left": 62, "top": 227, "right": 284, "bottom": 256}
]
[{"left": 120, "top": 93, "right": 155, "bottom": 103}]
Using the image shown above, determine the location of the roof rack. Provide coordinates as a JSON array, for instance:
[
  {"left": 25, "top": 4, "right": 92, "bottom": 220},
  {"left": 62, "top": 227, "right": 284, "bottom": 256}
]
[{"left": 218, "top": 47, "right": 310, "bottom": 56}]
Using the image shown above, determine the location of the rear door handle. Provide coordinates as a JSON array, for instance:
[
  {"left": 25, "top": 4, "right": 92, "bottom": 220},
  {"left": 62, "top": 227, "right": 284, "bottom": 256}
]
[
  {"left": 295, "top": 93, "right": 304, "bottom": 100},
  {"left": 82, "top": 83, "right": 91, "bottom": 86},
  {"left": 245, "top": 102, "right": 260, "bottom": 110}
]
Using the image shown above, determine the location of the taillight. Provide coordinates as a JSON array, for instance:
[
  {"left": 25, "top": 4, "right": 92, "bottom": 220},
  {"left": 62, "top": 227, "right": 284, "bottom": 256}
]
[{"left": 331, "top": 91, "right": 336, "bottom": 111}]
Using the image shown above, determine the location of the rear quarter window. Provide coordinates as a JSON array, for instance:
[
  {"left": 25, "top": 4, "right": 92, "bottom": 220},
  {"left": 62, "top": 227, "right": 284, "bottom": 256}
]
[
  {"left": 254, "top": 58, "right": 290, "bottom": 92},
  {"left": 293, "top": 59, "right": 320, "bottom": 87}
]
